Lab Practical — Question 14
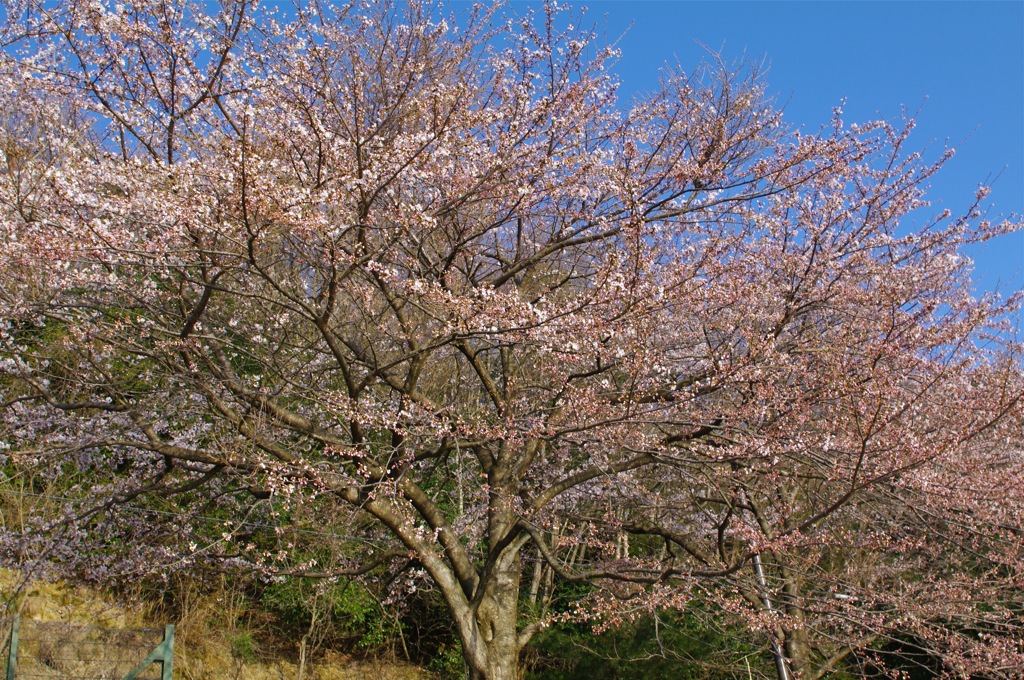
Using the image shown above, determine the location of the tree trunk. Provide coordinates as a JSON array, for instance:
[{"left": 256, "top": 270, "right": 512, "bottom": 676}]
[
  {"left": 297, "top": 636, "right": 308, "bottom": 680},
  {"left": 780, "top": 565, "right": 810, "bottom": 678},
  {"left": 462, "top": 557, "right": 523, "bottom": 680},
  {"left": 451, "top": 522, "right": 526, "bottom": 680},
  {"left": 784, "top": 627, "right": 811, "bottom": 679}
]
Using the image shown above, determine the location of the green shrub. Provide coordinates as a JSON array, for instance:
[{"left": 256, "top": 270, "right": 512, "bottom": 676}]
[{"left": 227, "top": 631, "right": 260, "bottom": 662}]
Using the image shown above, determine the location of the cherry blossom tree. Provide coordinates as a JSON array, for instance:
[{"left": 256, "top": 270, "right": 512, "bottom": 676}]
[{"left": 1, "top": 1, "right": 1021, "bottom": 678}]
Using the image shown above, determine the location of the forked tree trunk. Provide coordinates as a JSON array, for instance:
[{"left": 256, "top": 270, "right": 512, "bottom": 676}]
[{"left": 461, "top": 553, "right": 524, "bottom": 680}]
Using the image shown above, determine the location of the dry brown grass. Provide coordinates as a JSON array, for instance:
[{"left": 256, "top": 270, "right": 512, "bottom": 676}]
[{"left": 0, "top": 571, "right": 432, "bottom": 680}]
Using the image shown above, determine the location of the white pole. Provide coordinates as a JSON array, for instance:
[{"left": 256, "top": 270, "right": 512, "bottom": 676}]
[{"left": 752, "top": 552, "right": 790, "bottom": 680}]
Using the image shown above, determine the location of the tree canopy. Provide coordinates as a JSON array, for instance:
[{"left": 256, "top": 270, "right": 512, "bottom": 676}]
[{"left": 1, "top": 1, "right": 1022, "bottom": 678}]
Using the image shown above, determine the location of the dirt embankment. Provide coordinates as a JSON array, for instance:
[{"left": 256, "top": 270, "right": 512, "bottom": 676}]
[{"left": 1, "top": 572, "right": 430, "bottom": 680}]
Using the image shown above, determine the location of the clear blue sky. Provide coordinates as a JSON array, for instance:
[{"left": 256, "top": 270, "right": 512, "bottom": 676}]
[{"left": 506, "top": 0, "right": 1024, "bottom": 315}]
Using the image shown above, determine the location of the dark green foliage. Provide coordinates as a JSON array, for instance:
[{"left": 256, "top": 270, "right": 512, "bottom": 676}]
[
  {"left": 261, "top": 577, "right": 400, "bottom": 652},
  {"left": 426, "top": 641, "right": 465, "bottom": 680},
  {"left": 526, "top": 608, "right": 772, "bottom": 680}
]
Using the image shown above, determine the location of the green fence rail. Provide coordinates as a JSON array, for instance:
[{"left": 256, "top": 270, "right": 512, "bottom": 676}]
[{"left": 3, "top": 615, "right": 173, "bottom": 680}]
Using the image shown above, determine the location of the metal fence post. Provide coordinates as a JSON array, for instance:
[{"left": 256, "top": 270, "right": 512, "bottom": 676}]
[
  {"left": 162, "top": 624, "right": 174, "bottom": 680},
  {"left": 123, "top": 623, "right": 175, "bottom": 680},
  {"left": 5, "top": 614, "right": 18, "bottom": 680}
]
